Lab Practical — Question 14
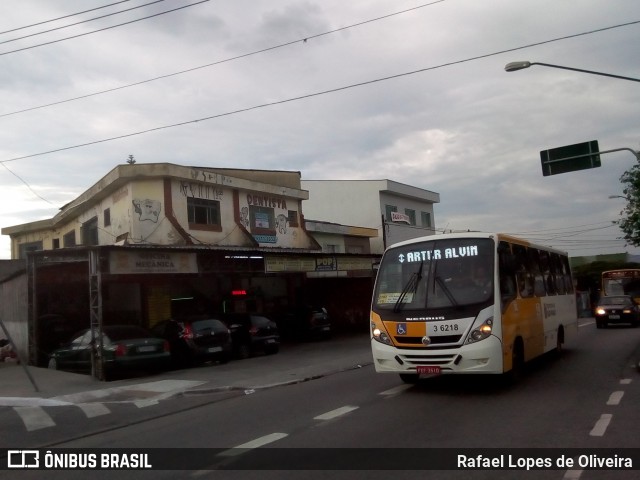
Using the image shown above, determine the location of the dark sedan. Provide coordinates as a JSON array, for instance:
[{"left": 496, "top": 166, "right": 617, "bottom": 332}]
[
  {"left": 48, "top": 325, "right": 171, "bottom": 379},
  {"left": 595, "top": 295, "right": 640, "bottom": 328},
  {"left": 222, "top": 313, "right": 280, "bottom": 359},
  {"left": 151, "top": 317, "right": 232, "bottom": 367}
]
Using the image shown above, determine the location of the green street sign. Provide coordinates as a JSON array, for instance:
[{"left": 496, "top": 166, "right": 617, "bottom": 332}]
[{"left": 540, "top": 140, "right": 601, "bottom": 176}]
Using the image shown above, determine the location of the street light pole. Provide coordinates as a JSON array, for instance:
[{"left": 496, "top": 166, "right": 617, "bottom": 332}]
[{"left": 504, "top": 61, "right": 640, "bottom": 83}]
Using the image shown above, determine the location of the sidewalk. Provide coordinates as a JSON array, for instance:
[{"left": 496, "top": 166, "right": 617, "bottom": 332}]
[{"left": 0, "top": 333, "right": 373, "bottom": 406}]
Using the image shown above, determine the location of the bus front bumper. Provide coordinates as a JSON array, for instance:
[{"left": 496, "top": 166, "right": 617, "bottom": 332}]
[{"left": 371, "top": 335, "right": 504, "bottom": 375}]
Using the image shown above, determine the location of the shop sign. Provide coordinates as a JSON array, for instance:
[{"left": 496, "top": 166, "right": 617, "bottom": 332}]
[{"left": 110, "top": 251, "right": 198, "bottom": 274}]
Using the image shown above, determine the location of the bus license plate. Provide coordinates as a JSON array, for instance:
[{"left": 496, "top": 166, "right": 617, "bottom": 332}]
[{"left": 417, "top": 365, "right": 441, "bottom": 375}]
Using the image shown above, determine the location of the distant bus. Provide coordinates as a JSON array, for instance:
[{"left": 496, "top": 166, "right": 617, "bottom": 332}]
[
  {"left": 370, "top": 232, "right": 578, "bottom": 383},
  {"left": 601, "top": 269, "right": 640, "bottom": 300}
]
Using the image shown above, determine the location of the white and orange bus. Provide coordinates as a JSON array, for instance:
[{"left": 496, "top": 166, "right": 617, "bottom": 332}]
[{"left": 370, "top": 232, "right": 578, "bottom": 383}]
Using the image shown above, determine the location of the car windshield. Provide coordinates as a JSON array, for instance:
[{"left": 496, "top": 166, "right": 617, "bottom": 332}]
[
  {"left": 599, "top": 296, "right": 633, "bottom": 306},
  {"left": 251, "top": 316, "right": 273, "bottom": 327},
  {"left": 192, "top": 319, "right": 228, "bottom": 333},
  {"left": 374, "top": 238, "right": 495, "bottom": 311}
]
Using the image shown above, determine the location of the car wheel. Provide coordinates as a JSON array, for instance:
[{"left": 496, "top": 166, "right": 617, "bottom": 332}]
[
  {"left": 596, "top": 320, "right": 602, "bottom": 329},
  {"left": 399, "top": 373, "right": 419, "bottom": 384},
  {"left": 47, "top": 358, "right": 58, "bottom": 370}
]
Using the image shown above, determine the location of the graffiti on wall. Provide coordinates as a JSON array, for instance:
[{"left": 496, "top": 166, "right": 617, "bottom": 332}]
[
  {"left": 133, "top": 199, "right": 161, "bottom": 223},
  {"left": 180, "top": 182, "right": 224, "bottom": 201},
  {"left": 275, "top": 214, "right": 288, "bottom": 234}
]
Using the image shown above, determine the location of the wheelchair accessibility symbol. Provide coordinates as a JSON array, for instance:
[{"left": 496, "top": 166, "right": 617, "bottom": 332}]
[{"left": 396, "top": 323, "right": 407, "bottom": 335}]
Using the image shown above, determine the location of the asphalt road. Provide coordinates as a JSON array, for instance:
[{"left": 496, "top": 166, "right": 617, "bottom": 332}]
[{"left": 3, "top": 318, "right": 640, "bottom": 480}]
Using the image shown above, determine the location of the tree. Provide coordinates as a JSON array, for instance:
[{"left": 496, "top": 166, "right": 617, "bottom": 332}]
[{"left": 617, "top": 162, "right": 640, "bottom": 246}]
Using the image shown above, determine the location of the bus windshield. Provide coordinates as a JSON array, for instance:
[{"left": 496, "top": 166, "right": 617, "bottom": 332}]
[
  {"left": 602, "top": 270, "right": 640, "bottom": 298},
  {"left": 374, "top": 238, "right": 494, "bottom": 311}
]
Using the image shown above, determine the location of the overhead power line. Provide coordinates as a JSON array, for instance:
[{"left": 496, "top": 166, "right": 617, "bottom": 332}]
[
  {"left": 0, "top": 0, "right": 131, "bottom": 35},
  {"left": 0, "top": 0, "right": 209, "bottom": 57},
  {"left": 1, "top": 18, "right": 638, "bottom": 166},
  {"left": 0, "top": 0, "right": 169, "bottom": 46},
  {"left": 0, "top": 0, "right": 447, "bottom": 118}
]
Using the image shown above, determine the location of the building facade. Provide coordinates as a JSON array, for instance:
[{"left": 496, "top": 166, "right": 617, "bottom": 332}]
[
  {"left": 3, "top": 164, "right": 321, "bottom": 256},
  {"left": 301, "top": 179, "right": 440, "bottom": 254},
  {"left": 1, "top": 164, "right": 382, "bottom": 367}
]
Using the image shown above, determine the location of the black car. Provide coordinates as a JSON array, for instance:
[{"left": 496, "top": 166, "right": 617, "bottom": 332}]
[
  {"left": 48, "top": 325, "right": 171, "bottom": 379},
  {"left": 222, "top": 313, "right": 280, "bottom": 358},
  {"left": 151, "top": 317, "right": 232, "bottom": 367},
  {"left": 595, "top": 295, "right": 640, "bottom": 328}
]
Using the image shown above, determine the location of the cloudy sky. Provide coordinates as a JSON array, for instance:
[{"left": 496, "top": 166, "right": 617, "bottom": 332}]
[{"left": 1, "top": 0, "right": 639, "bottom": 259}]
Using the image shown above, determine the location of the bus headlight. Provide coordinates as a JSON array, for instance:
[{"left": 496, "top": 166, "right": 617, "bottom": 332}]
[
  {"left": 371, "top": 322, "right": 392, "bottom": 346},
  {"left": 466, "top": 317, "right": 493, "bottom": 344}
]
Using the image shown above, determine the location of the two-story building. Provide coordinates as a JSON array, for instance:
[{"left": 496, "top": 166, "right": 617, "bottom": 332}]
[
  {"left": 1, "top": 164, "right": 380, "bottom": 366},
  {"left": 301, "top": 179, "right": 440, "bottom": 253}
]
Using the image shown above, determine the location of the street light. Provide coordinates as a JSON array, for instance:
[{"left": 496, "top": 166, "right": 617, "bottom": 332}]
[{"left": 504, "top": 61, "right": 640, "bottom": 83}]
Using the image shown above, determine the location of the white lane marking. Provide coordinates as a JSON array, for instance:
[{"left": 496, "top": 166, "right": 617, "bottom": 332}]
[
  {"left": 620, "top": 378, "right": 631, "bottom": 385},
  {"left": 13, "top": 406, "right": 56, "bottom": 431},
  {"left": 563, "top": 469, "right": 583, "bottom": 479},
  {"left": 606, "top": 391, "right": 624, "bottom": 406},
  {"left": 0, "top": 397, "right": 72, "bottom": 407},
  {"left": 590, "top": 414, "right": 612, "bottom": 436},
  {"left": 134, "top": 399, "right": 159, "bottom": 408},
  {"left": 314, "top": 405, "right": 359, "bottom": 421},
  {"left": 77, "top": 402, "right": 110, "bottom": 418},
  {"left": 379, "top": 385, "right": 412, "bottom": 397},
  {"left": 217, "top": 433, "right": 289, "bottom": 457},
  {"left": 51, "top": 379, "right": 206, "bottom": 404}
]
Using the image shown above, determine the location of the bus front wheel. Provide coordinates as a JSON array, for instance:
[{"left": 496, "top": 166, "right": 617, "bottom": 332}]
[{"left": 505, "top": 340, "right": 524, "bottom": 384}]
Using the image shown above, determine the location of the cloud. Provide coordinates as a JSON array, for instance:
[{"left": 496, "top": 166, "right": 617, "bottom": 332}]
[{"left": 1, "top": 0, "right": 639, "bottom": 259}]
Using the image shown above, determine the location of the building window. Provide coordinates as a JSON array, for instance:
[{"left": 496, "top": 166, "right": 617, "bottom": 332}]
[
  {"left": 188, "top": 197, "right": 221, "bottom": 231},
  {"left": 104, "top": 208, "right": 111, "bottom": 227},
  {"left": 53, "top": 239, "right": 60, "bottom": 249},
  {"left": 63, "top": 230, "right": 76, "bottom": 248},
  {"left": 385, "top": 204, "right": 397, "bottom": 221},
  {"left": 18, "top": 241, "right": 43, "bottom": 259},
  {"left": 82, "top": 216, "right": 99, "bottom": 246},
  {"left": 405, "top": 209, "right": 416, "bottom": 226},
  {"left": 249, "top": 206, "right": 274, "bottom": 231},
  {"left": 421, "top": 211, "right": 432, "bottom": 228},
  {"left": 288, "top": 210, "right": 299, "bottom": 227}
]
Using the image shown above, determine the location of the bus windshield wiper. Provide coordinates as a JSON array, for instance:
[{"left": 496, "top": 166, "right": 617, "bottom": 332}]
[
  {"left": 434, "top": 275, "right": 459, "bottom": 306},
  {"left": 393, "top": 260, "right": 424, "bottom": 313}
]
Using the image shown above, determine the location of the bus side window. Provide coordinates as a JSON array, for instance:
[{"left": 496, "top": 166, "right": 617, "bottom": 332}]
[
  {"left": 498, "top": 241, "right": 517, "bottom": 310},
  {"left": 528, "top": 248, "right": 547, "bottom": 297},
  {"left": 552, "top": 253, "right": 566, "bottom": 294},
  {"left": 513, "top": 244, "right": 533, "bottom": 298},
  {"left": 562, "top": 256, "right": 574, "bottom": 293}
]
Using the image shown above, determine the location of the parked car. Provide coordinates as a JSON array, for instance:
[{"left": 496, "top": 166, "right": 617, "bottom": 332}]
[
  {"left": 47, "top": 325, "right": 171, "bottom": 379},
  {"left": 595, "top": 295, "right": 640, "bottom": 328},
  {"left": 222, "top": 313, "right": 280, "bottom": 358},
  {"left": 151, "top": 317, "right": 232, "bottom": 367},
  {"left": 278, "top": 306, "right": 332, "bottom": 340}
]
